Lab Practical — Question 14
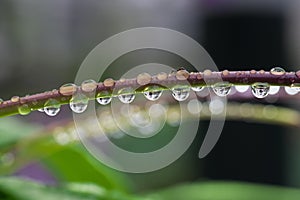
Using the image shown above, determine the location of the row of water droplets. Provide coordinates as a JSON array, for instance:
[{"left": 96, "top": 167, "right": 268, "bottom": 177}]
[{"left": 13, "top": 67, "right": 300, "bottom": 116}]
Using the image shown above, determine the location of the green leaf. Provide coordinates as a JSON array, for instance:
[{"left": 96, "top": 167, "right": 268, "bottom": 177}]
[
  {"left": 0, "top": 117, "right": 40, "bottom": 148},
  {"left": 0, "top": 176, "right": 144, "bottom": 200},
  {"left": 43, "top": 144, "right": 132, "bottom": 192},
  {"left": 148, "top": 181, "right": 300, "bottom": 200}
]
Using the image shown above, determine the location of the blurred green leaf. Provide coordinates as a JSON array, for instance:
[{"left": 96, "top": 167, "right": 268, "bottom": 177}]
[
  {"left": 0, "top": 122, "right": 131, "bottom": 192},
  {"left": 0, "top": 117, "right": 40, "bottom": 148},
  {"left": 43, "top": 144, "right": 131, "bottom": 192},
  {"left": 148, "top": 181, "right": 300, "bottom": 200},
  {"left": 0, "top": 177, "right": 144, "bottom": 200}
]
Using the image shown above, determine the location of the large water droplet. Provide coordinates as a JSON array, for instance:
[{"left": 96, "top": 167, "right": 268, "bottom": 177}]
[
  {"left": 44, "top": 99, "right": 61, "bottom": 116},
  {"left": 171, "top": 85, "right": 190, "bottom": 101},
  {"left": 143, "top": 85, "right": 163, "bottom": 101},
  {"left": 269, "top": 86, "right": 280, "bottom": 95},
  {"left": 270, "top": 67, "right": 285, "bottom": 76},
  {"left": 118, "top": 88, "right": 135, "bottom": 103},
  {"left": 97, "top": 91, "right": 112, "bottom": 105},
  {"left": 212, "top": 82, "right": 232, "bottom": 97},
  {"left": 70, "top": 93, "right": 89, "bottom": 113},
  {"left": 235, "top": 85, "right": 249, "bottom": 93},
  {"left": 191, "top": 86, "right": 204, "bottom": 92},
  {"left": 18, "top": 104, "right": 31, "bottom": 115},
  {"left": 251, "top": 82, "right": 270, "bottom": 98}
]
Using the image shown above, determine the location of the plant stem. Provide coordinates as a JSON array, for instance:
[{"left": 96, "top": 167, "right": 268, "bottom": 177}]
[{"left": 1, "top": 70, "right": 300, "bottom": 118}]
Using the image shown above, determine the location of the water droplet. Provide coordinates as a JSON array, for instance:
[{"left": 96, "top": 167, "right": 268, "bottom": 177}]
[
  {"left": 269, "top": 86, "right": 280, "bottom": 95},
  {"left": 96, "top": 91, "right": 112, "bottom": 105},
  {"left": 137, "top": 72, "right": 152, "bottom": 86},
  {"left": 171, "top": 85, "right": 190, "bottom": 101},
  {"left": 284, "top": 86, "right": 298, "bottom": 95},
  {"left": 157, "top": 72, "right": 168, "bottom": 81},
  {"left": 191, "top": 86, "right": 204, "bottom": 92},
  {"left": 97, "top": 97, "right": 112, "bottom": 105},
  {"left": 270, "top": 67, "right": 285, "bottom": 76},
  {"left": 143, "top": 85, "right": 163, "bottom": 101},
  {"left": 70, "top": 93, "right": 89, "bottom": 113},
  {"left": 81, "top": 79, "right": 97, "bottom": 93},
  {"left": 59, "top": 83, "right": 77, "bottom": 96},
  {"left": 175, "top": 69, "right": 189, "bottom": 80},
  {"left": 11, "top": 96, "right": 20, "bottom": 103},
  {"left": 222, "top": 70, "right": 229, "bottom": 76},
  {"left": 212, "top": 82, "right": 232, "bottom": 97},
  {"left": 235, "top": 85, "right": 249, "bottom": 93},
  {"left": 251, "top": 82, "right": 270, "bottom": 98},
  {"left": 203, "top": 69, "right": 212, "bottom": 76},
  {"left": 103, "top": 78, "right": 115, "bottom": 87},
  {"left": 44, "top": 99, "right": 61, "bottom": 116},
  {"left": 18, "top": 104, "right": 31, "bottom": 115},
  {"left": 118, "top": 88, "right": 135, "bottom": 103}
]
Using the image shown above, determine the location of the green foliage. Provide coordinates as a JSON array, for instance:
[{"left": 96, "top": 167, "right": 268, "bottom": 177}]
[
  {"left": 0, "top": 177, "right": 142, "bottom": 200},
  {"left": 150, "top": 181, "right": 300, "bottom": 200},
  {"left": 1, "top": 115, "right": 300, "bottom": 199},
  {"left": 0, "top": 117, "right": 40, "bottom": 148},
  {"left": 1, "top": 177, "right": 300, "bottom": 200}
]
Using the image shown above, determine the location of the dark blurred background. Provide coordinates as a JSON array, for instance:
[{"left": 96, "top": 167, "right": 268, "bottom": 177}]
[{"left": 1, "top": 0, "right": 300, "bottom": 191}]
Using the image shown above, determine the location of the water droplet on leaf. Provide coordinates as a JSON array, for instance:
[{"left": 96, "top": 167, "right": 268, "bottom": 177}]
[
  {"left": 96, "top": 91, "right": 112, "bottom": 105},
  {"left": 70, "top": 93, "right": 89, "bottom": 113},
  {"left": 18, "top": 104, "right": 31, "bottom": 115},
  {"left": 191, "top": 86, "right": 204, "bottom": 92},
  {"left": 251, "top": 82, "right": 270, "bottom": 98},
  {"left": 212, "top": 82, "right": 232, "bottom": 97},
  {"left": 143, "top": 86, "right": 163, "bottom": 101},
  {"left": 118, "top": 88, "right": 135, "bottom": 103},
  {"left": 171, "top": 85, "right": 190, "bottom": 101},
  {"left": 44, "top": 99, "right": 61, "bottom": 116}
]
